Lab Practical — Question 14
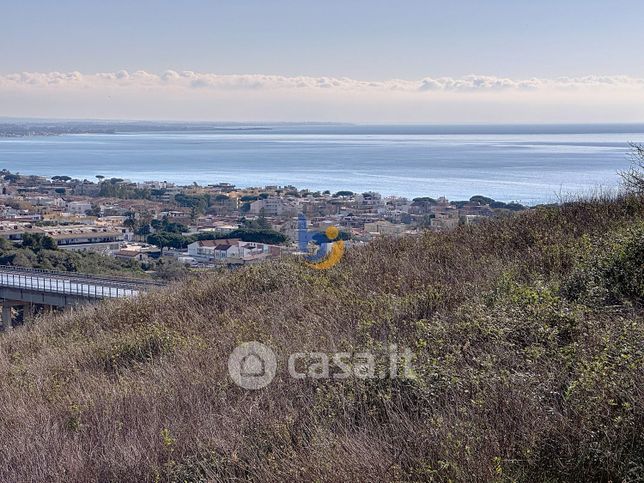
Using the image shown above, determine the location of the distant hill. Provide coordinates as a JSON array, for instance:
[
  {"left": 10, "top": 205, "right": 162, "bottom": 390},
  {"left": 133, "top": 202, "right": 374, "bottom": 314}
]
[{"left": 0, "top": 193, "right": 642, "bottom": 481}]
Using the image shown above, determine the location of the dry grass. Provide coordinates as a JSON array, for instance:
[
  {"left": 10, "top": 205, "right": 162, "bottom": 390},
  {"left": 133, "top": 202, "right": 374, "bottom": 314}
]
[{"left": 0, "top": 193, "right": 643, "bottom": 482}]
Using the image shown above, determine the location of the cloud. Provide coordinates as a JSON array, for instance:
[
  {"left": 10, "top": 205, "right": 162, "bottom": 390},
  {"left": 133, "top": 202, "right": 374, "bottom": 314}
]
[
  {"left": 2, "top": 70, "right": 644, "bottom": 93},
  {"left": 1, "top": 70, "right": 644, "bottom": 122}
]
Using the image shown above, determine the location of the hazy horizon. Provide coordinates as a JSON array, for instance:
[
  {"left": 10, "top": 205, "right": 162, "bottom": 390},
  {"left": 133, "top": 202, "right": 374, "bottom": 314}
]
[
  {"left": 4, "top": 118, "right": 644, "bottom": 129},
  {"left": 3, "top": 1, "right": 644, "bottom": 122}
]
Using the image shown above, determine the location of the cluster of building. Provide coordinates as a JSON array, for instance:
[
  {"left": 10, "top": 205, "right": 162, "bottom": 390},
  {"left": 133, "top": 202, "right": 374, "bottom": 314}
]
[{"left": 0, "top": 170, "right": 522, "bottom": 268}]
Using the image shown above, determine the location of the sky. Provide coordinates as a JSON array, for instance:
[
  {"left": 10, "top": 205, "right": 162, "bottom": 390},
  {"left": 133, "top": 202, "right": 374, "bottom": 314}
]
[{"left": 1, "top": 0, "right": 644, "bottom": 122}]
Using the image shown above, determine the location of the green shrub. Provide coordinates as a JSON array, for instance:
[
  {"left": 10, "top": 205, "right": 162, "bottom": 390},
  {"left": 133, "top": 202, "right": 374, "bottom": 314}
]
[
  {"left": 563, "top": 222, "right": 644, "bottom": 305},
  {"left": 98, "top": 323, "right": 186, "bottom": 374}
]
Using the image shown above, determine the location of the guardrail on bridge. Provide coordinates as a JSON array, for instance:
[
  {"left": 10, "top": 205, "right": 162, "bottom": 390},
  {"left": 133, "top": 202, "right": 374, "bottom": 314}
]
[{"left": 0, "top": 265, "right": 165, "bottom": 300}]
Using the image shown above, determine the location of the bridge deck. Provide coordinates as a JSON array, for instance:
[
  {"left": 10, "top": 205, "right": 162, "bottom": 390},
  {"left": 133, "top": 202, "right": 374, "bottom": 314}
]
[{"left": 0, "top": 266, "right": 163, "bottom": 300}]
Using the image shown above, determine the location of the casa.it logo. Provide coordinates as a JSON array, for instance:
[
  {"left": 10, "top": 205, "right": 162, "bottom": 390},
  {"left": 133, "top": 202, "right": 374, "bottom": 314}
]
[
  {"left": 297, "top": 213, "right": 345, "bottom": 270},
  {"left": 228, "top": 341, "right": 277, "bottom": 390}
]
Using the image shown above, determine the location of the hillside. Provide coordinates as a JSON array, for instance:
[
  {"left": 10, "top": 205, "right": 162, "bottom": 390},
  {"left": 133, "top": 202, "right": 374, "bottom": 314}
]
[{"left": 0, "top": 194, "right": 642, "bottom": 482}]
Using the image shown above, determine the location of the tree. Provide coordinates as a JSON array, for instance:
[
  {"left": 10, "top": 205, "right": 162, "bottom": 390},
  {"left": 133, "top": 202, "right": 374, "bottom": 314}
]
[
  {"left": 450, "top": 200, "right": 469, "bottom": 208},
  {"left": 3, "top": 251, "right": 33, "bottom": 267},
  {"left": 620, "top": 143, "right": 644, "bottom": 194},
  {"left": 20, "top": 233, "right": 57, "bottom": 251},
  {"left": 147, "top": 232, "right": 189, "bottom": 252},
  {"left": 135, "top": 224, "right": 151, "bottom": 236},
  {"left": 123, "top": 211, "right": 137, "bottom": 230},
  {"left": 470, "top": 195, "right": 494, "bottom": 205},
  {"left": 174, "top": 193, "right": 208, "bottom": 213},
  {"left": 86, "top": 204, "right": 102, "bottom": 218},
  {"left": 256, "top": 209, "right": 271, "bottom": 230},
  {"left": 152, "top": 258, "right": 189, "bottom": 281},
  {"left": 190, "top": 206, "right": 199, "bottom": 223},
  {"left": 227, "top": 228, "right": 288, "bottom": 245},
  {"left": 334, "top": 191, "right": 354, "bottom": 198},
  {"left": 164, "top": 221, "right": 189, "bottom": 234},
  {"left": 412, "top": 197, "right": 436, "bottom": 204},
  {"left": 505, "top": 202, "right": 526, "bottom": 211}
]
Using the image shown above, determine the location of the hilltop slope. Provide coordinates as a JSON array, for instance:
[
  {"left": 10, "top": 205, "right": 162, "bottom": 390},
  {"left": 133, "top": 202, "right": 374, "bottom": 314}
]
[{"left": 0, "top": 194, "right": 642, "bottom": 482}]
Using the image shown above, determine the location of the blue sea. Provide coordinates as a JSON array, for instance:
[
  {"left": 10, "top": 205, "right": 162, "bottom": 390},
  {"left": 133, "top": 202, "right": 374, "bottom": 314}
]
[{"left": 1, "top": 123, "right": 643, "bottom": 205}]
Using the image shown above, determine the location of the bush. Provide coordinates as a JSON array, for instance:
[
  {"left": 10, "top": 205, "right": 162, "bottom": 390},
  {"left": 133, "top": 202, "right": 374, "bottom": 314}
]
[
  {"left": 0, "top": 193, "right": 642, "bottom": 481},
  {"left": 563, "top": 222, "right": 644, "bottom": 305},
  {"left": 98, "top": 323, "right": 186, "bottom": 374}
]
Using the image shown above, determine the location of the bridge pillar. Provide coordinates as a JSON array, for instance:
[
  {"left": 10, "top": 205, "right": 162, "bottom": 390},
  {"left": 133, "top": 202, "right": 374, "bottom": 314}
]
[{"left": 1, "top": 304, "right": 12, "bottom": 331}]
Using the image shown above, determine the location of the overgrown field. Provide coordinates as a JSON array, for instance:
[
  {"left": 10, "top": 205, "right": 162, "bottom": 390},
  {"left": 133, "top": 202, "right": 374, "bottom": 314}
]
[{"left": 0, "top": 194, "right": 642, "bottom": 482}]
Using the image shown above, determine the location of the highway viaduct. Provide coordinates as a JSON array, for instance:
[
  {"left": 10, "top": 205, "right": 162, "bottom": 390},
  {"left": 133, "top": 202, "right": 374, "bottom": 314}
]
[{"left": 0, "top": 266, "right": 164, "bottom": 330}]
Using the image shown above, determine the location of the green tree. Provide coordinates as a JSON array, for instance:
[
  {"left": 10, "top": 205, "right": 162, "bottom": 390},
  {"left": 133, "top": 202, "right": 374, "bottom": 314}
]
[
  {"left": 228, "top": 229, "right": 288, "bottom": 245},
  {"left": 86, "top": 204, "right": 102, "bottom": 217},
  {"left": 334, "top": 191, "right": 354, "bottom": 198},
  {"left": 135, "top": 224, "right": 151, "bottom": 236},
  {"left": 123, "top": 211, "right": 137, "bottom": 230},
  {"left": 152, "top": 258, "right": 189, "bottom": 281},
  {"left": 256, "top": 209, "right": 271, "bottom": 230},
  {"left": 412, "top": 197, "right": 436, "bottom": 204},
  {"left": 21, "top": 233, "right": 57, "bottom": 252},
  {"left": 470, "top": 195, "right": 495, "bottom": 205}
]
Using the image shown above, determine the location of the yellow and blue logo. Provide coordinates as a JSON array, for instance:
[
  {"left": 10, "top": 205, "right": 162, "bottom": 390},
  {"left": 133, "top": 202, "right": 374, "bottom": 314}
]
[{"left": 297, "top": 213, "right": 345, "bottom": 270}]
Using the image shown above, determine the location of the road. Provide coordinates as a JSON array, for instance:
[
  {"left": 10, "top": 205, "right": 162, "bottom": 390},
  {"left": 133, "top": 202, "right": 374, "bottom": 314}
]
[{"left": 0, "top": 266, "right": 162, "bottom": 300}]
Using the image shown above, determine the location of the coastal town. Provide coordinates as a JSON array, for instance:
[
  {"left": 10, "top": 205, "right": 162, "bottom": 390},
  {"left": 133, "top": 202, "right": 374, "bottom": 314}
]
[{"left": 0, "top": 170, "right": 526, "bottom": 274}]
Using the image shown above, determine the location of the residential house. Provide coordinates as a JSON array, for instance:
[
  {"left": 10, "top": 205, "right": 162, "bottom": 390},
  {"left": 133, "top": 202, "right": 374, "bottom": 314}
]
[{"left": 187, "top": 238, "right": 241, "bottom": 261}]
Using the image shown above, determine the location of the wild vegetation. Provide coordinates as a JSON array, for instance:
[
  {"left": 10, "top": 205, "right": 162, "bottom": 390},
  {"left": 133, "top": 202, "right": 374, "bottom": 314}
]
[
  {"left": 0, "top": 234, "right": 148, "bottom": 277},
  {"left": 0, "top": 188, "right": 642, "bottom": 480},
  {"left": 0, "top": 234, "right": 190, "bottom": 281}
]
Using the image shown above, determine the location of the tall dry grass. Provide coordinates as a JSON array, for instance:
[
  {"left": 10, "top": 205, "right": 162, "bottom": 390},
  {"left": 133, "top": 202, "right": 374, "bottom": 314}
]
[{"left": 0, "top": 193, "right": 642, "bottom": 482}]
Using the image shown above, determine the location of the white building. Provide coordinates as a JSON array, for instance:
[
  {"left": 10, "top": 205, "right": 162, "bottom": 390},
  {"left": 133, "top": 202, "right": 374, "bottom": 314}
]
[
  {"left": 187, "top": 238, "right": 271, "bottom": 263},
  {"left": 249, "top": 197, "right": 299, "bottom": 217},
  {"left": 364, "top": 220, "right": 407, "bottom": 235},
  {"left": 355, "top": 192, "right": 383, "bottom": 207},
  {"left": 66, "top": 201, "right": 92, "bottom": 215},
  {"left": 187, "top": 239, "right": 241, "bottom": 261}
]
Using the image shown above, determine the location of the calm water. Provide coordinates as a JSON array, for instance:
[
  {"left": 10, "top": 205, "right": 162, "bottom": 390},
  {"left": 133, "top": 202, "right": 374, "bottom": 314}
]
[{"left": 1, "top": 124, "right": 643, "bottom": 205}]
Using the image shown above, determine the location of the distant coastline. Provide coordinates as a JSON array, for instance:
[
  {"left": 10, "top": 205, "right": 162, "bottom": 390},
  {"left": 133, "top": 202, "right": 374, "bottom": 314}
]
[
  {"left": 3, "top": 119, "right": 644, "bottom": 137},
  {"left": 1, "top": 122, "right": 641, "bottom": 204}
]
